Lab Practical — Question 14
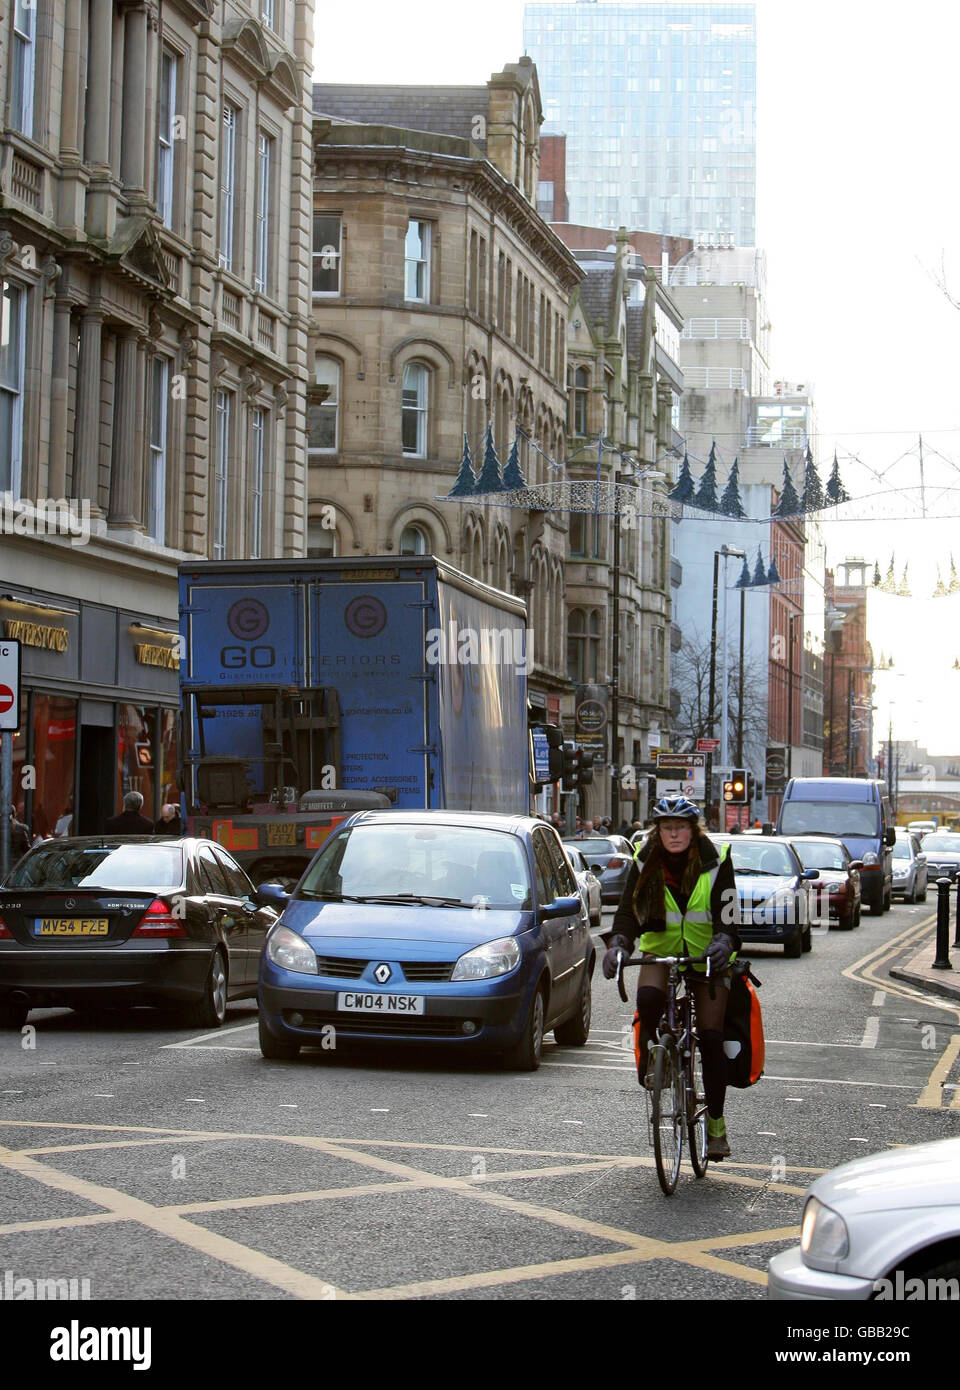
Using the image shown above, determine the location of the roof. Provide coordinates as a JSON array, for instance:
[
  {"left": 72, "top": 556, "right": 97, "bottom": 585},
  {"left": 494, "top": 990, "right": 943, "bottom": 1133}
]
[
  {"left": 625, "top": 303, "right": 646, "bottom": 359},
  {"left": 313, "top": 84, "right": 488, "bottom": 149},
  {"left": 576, "top": 268, "right": 616, "bottom": 336}
]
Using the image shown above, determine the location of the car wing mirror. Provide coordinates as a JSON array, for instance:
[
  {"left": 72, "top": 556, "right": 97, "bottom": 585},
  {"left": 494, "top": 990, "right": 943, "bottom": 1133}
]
[
  {"left": 255, "top": 882, "right": 290, "bottom": 910},
  {"left": 540, "top": 894, "right": 583, "bottom": 920},
  {"left": 884, "top": 827, "right": 897, "bottom": 847},
  {"left": 801, "top": 868, "right": 820, "bottom": 881}
]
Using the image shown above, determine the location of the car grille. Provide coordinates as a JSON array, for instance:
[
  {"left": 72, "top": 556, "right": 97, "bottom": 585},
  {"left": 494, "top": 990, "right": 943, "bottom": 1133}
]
[
  {"left": 400, "top": 961, "right": 455, "bottom": 982},
  {"left": 315, "top": 955, "right": 367, "bottom": 979},
  {"left": 286, "top": 1010, "right": 476, "bottom": 1038}
]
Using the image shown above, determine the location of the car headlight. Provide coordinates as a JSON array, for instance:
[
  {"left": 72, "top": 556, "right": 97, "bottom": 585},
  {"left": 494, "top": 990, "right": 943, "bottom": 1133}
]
[
  {"left": 265, "top": 925, "right": 318, "bottom": 975},
  {"left": 800, "top": 1195, "right": 849, "bottom": 1261},
  {"left": 826, "top": 883, "right": 844, "bottom": 893},
  {"left": 451, "top": 936, "right": 521, "bottom": 981},
  {"left": 761, "top": 888, "right": 797, "bottom": 919}
]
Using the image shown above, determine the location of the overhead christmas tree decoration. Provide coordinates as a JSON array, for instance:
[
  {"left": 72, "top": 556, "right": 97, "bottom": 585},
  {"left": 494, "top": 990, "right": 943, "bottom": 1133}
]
[
  {"left": 668, "top": 452, "right": 697, "bottom": 503},
  {"left": 693, "top": 442, "right": 720, "bottom": 510},
  {"left": 475, "top": 423, "right": 505, "bottom": 494},
  {"left": 719, "top": 456, "right": 746, "bottom": 518},
  {"left": 825, "top": 452, "right": 849, "bottom": 505},
  {"left": 951, "top": 555, "right": 960, "bottom": 593},
  {"left": 502, "top": 431, "right": 526, "bottom": 490},
  {"left": 752, "top": 547, "right": 767, "bottom": 586},
  {"left": 766, "top": 557, "right": 782, "bottom": 584},
  {"left": 873, "top": 561, "right": 882, "bottom": 587},
  {"left": 446, "top": 434, "right": 477, "bottom": 498},
  {"left": 897, "top": 564, "right": 911, "bottom": 598},
  {"left": 735, "top": 556, "right": 752, "bottom": 588},
  {"left": 771, "top": 456, "right": 803, "bottom": 518},
  {"left": 802, "top": 445, "right": 824, "bottom": 512},
  {"left": 934, "top": 565, "right": 948, "bottom": 598}
]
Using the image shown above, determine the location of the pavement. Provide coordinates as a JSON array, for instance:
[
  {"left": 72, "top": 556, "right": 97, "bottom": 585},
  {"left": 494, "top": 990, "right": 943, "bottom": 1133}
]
[{"left": 888, "top": 911, "right": 960, "bottom": 1002}]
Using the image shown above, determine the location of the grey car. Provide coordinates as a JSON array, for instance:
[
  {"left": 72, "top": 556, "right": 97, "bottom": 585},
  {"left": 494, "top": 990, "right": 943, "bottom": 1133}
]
[
  {"left": 564, "top": 846, "right": 602, "bottom": 928},
  {"left": 562, "top": 835, "right": 634, "bottom": 905},
  {"left": 915, "top": 832, "right": 960, "bottom": 883},
  {"left": 768, "top": 1135, "right": 960, "bottom": 1299},
  {"left": 891, "top": 833, "right": 928, "bottom": 902}
]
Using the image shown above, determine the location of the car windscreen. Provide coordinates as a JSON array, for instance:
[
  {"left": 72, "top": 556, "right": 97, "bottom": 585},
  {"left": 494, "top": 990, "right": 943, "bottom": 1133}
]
[
  {"left": 792, "top": 841, "right": 845, "bottom": 870},
  {"left": 779, "top": 801, "right": 880, "bottom": 837},
  {"left": 6, "top": 843, "right": 184, "bottom": 889},
  {"left": 298, "top": 824, "right": 533, "bottom": 909},
  {"left": 920, "top": 835, "right": 960, "bottom": 852},
  {"left": 723, "top": 841, "right": 796, "bottom": 876},
  {"left": 564, "top": 839, "right": 618, "bottom": 855},
  {"left": 892, "top": 841, "right": 913, "bottom": 859}
]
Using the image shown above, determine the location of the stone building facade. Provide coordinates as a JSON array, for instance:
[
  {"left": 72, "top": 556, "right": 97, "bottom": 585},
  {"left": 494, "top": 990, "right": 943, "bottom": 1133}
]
[
  {"left": 558, "top": 229, "right": 680, "bottom": 824},
  {"left": 309, "top": 61, "right": 582, "bottom": 735},
  {"left": 0, "top": 0, "right": 314, "bottom": 835}
]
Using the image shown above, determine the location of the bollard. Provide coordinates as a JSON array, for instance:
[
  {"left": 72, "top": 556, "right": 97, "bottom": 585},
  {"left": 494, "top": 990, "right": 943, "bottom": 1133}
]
[
  {"left": 933, "top": 878, "right": 953, "bottom": 970},
  {"left": 955, "top": 879, "right": 960, "bottom": 949}
]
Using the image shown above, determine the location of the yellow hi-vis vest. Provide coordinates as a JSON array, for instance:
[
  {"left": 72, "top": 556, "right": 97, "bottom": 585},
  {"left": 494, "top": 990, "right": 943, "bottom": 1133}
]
[{"left": 637, "top": 843, "right": 735, "bottom": 972}]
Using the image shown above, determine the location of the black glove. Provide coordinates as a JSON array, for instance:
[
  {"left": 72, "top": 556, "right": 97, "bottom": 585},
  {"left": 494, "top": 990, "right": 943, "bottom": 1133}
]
[
  {"left": 705, "top": 933, "right": 736, "bottom": 971},
  {"left": 602, "top": 935, "right": 632, "bottom": 980}
]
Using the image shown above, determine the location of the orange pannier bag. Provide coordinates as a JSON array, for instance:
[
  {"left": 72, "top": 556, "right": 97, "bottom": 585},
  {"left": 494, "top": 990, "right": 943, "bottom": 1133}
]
[{"left": 723, "top": 962, "right": 764, "bottom": 1087}]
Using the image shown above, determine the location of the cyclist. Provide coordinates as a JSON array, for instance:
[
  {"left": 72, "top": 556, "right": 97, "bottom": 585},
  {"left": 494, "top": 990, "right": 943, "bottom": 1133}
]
[{"left": 601, "top": 796, "right": 740, "bottom": 1160}]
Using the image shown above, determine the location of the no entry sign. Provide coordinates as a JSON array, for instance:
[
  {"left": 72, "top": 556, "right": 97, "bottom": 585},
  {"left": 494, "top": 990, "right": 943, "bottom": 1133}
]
[{"left": 0, "top": 640, "right": 21, "bottom": 731}]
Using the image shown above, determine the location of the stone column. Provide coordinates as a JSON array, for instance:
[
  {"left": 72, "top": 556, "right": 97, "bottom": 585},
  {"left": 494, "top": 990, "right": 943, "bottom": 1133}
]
[
  {"left": 86, "top": 0, "right": 113, "bottom": 169},
  {"left": 60, "top": 0, "right": 83, "bottom": 157},
  {"left": 120, "top": 4, "right": 147, "bottom": 193},
  {"left": 73, "top": 309, "right": 104, "bottom": 509},
  {"left": 48, "top": 298, "right": 74, "bottom": 499},
  {"left": 142, "top": 3, "right": 159, "bottom": 208},
  {"left": 108, "top": 330, "right": 143, "bottom": 526}
]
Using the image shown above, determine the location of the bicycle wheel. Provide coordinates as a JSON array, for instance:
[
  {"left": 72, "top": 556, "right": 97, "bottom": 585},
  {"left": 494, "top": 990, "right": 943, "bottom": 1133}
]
[
  {"left": 651, "top": 1037, "right": 684, "bottom": 1195},
  {"left": 687, "top": 1039, "right": 709, "bottom": 1178}
]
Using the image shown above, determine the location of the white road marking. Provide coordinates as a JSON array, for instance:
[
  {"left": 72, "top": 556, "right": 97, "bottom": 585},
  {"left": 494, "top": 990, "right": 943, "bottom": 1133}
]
[
  {"left": 860, "top": 1017, "right": 880, "bottom": 1049},
  {"left": 370, "top": 1109, "right": 390, "bottom": 1113},
  {"left": 784, "top": 1098, "right": 804, "bottom": 1103},
  {"left": 873, "top": 991, "right": 887, "bottom": 1007},
  {"left": 540, "top": 1060, "right": 918, "bottom": 1088},
  {"left": 467, "top": 1114, "right": 488, "bottom": 1118},
  {"left": 160, "top": 1021, "right": 260, "bottom": 1050},
  {"left": 92, "top": 1094, "right": 114, "bottom": 1098},
  {"left": 868, "top": 1103, "right": 887, "bottom": 1108},
  {"left": 184, "top": 1098, "right": 205, "bottom": 1104},
  {"left": 279, "top": 1104, "right": 298, "bottom": 1109},
  {"left": 848, "top": 1138, "right": 869, "bottom": 1143},
  {"left": 757, "top": 1131, "right": 777, "bottom": 1136},
  {"left": 562, "top": 1120, "right": 584, "bottom": 1126},
  {"left": 1, "top": 1091, "right": 23, "bottom": 1095}
]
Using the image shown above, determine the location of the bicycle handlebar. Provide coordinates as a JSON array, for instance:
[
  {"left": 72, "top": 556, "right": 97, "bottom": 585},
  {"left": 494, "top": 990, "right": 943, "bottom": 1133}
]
[{"left": 614, "top": 950, "right": 711, "bottom": 1002}]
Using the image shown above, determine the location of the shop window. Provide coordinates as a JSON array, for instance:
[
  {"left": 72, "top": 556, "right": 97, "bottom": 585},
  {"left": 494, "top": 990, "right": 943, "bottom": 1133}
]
[
  {"left": 118, "top": 705, "right": 156, "bottom": 821},
  {"left": 30, "top": 695, "right": 77, "bottom": 840}
]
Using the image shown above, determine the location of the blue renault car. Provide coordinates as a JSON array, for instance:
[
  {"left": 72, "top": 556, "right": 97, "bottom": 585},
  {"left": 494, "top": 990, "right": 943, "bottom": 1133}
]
[
  {"left": 711, "top": 834, "right": 820, "bottom": 958},
  {"left": 257, "top": 811, "right": 595, "bottom": 1070}
]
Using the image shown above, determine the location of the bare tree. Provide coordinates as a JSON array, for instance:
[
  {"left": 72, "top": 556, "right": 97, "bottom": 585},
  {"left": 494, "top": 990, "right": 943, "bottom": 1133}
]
[
  {"left": 671, "top": 633, "right": 768, "bottom": 756},
  {"left": 920, "top": 251, "right": 960, "bottom": 311}
]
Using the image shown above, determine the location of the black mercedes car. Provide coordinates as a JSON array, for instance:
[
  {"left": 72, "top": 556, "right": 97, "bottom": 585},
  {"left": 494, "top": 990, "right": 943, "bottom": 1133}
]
[{"left": 0, "top": 837, "right": 280, "bottom": 1029}]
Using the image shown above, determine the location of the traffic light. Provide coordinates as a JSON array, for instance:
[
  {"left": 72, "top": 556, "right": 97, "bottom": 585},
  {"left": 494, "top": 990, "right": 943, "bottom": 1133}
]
[
  {"left": 746, "top": 772, "right": 756, "bottom": 802},
  {"left": 562, "top": 740, "right": 584, "bottom": 790},
  {"left": 579, "top": 748, "right": 595, "bottom": 785},
  {"left": 729, "top": 768, "right": 748, "bottom": 804},
  {"left": 545, "top": 724, "right": 564, "bottom": 782},
  {"left": 722, "top": 776, "right": 736, "bottom": 804}
]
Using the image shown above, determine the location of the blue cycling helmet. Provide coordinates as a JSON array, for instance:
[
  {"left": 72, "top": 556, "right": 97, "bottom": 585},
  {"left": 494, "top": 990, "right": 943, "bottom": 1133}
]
[{"left": 649, "top": 795, "right": 700, "bottom": 822}]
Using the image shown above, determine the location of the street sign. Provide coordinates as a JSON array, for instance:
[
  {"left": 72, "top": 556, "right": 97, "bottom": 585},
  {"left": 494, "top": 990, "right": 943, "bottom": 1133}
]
[
  {"left": 655, "top": 752, "right": 705, "bottom": 797},
  {"left": 0, "top": 641, "right": 21, "bottom": 731},
  {"left": 531, "top": 728, "right": 551, "bottom": 783},
  {"left": 765, "top": 745, "right": 787, "bottom": 793},
  {"left": 696, "top": 738, "right": 720, "bottom": 752}
]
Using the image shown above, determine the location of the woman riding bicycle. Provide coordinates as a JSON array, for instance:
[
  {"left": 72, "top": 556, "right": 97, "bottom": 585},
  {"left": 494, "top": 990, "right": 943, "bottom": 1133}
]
[{"left": 601, "top": 796, "right": 740, "bottom": 1160}]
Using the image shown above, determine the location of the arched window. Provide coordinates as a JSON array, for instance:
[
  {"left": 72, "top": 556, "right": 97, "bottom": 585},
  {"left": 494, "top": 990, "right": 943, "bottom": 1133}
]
[
  {"left": 309, "top": 355, "right": 340, "bottom": 455},
  {"left": 402, "top": 362, "right": 429, "bottom": 457},
  {"left": 307, "top": 519, "right": 338, "bottom": 557},
  {"left": 399, "top": 524, "right": 428, "bottom": 556}
]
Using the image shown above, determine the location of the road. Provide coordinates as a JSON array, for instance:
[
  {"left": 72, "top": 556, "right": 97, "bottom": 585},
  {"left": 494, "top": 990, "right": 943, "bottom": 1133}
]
[{"left": 1, "top": 894, "right": 958, "bottom": 1303}]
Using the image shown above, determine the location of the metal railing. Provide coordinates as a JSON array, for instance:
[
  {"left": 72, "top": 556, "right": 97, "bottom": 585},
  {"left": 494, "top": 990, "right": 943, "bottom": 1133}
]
[
  {"left": 681, "top": 318, "right": 751, "bottom": 340},
  {"left": 681, "top": 367, "right": 749, "bottom": 390},
  {"left": 744, "top": 426, "right": 808, "bottom": 448}
]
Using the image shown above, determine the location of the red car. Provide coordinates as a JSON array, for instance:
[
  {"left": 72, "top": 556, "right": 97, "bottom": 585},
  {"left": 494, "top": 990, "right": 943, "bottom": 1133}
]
[{"left": 788, "top": 837, "right": 862, "bottom": 930}]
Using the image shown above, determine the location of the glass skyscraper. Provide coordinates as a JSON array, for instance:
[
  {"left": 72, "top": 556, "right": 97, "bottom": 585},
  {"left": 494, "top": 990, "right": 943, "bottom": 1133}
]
[{"left": 523, "top": 2, "right": 756, "bottom": 244}]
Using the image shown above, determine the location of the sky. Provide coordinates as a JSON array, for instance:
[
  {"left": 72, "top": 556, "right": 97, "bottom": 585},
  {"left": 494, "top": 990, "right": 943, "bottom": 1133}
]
[{"left": 313, "top": 0, "right": 960, "bottom": 752}]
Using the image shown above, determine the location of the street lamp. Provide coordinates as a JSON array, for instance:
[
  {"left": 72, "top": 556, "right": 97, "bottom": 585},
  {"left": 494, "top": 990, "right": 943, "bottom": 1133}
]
[{"left": 706, "top": 544, "right": 746, "bottom": 822}]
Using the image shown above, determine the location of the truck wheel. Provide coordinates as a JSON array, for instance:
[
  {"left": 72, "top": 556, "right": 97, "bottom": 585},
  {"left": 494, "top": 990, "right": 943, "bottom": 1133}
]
[
  {"left": 258, "top": 1014, "right": 301, "bottom": 1060},
  {"left": 502, "top": 984, "right": 546, "bottom": 1071},
  {"left": 783, "top": 929, "right": 803, "bottom": 958}
]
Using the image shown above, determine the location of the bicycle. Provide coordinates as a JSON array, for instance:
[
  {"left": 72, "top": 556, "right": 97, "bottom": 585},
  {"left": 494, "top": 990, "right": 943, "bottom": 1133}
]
[{"left": 615, "top": 950, "right": 716, "bottom": 1196}]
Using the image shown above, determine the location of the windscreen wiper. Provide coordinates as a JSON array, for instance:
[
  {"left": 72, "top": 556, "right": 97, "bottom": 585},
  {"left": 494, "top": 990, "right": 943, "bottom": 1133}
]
[
  {"left": 299, "top": 891, "right": 368, "bottom": 903},
  {"left": 347, "top": 893, "right": 474, "bottom": 908}
]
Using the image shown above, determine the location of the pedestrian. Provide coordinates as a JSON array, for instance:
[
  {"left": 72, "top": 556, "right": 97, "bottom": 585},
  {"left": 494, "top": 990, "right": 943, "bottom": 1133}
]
[
  {"left": 573, "top": 818, "right": 595, "bottom": 839},
  {"left": 8, "top": 809, "right": 30, "bottom": 864},
  {"left": 54, "top": 796, "right": 74, "bottom": 838},
  {"left": 154, "top": 802, "right": 183, "bottom": 836},
  {"left": 618, "top": 819, "right": 632, "bottom": 837},
  {"left": 104, "top": 791, "right": 154, "bottom": 835}
]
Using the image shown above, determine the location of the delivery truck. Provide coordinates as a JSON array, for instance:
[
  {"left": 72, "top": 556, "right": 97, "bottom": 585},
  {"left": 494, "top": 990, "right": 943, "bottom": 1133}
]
[{"left": 179, "top": 556, "right": 530, "bottom": 884}]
